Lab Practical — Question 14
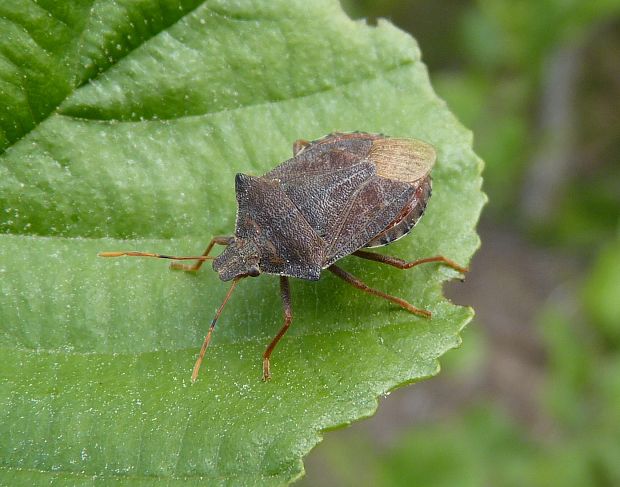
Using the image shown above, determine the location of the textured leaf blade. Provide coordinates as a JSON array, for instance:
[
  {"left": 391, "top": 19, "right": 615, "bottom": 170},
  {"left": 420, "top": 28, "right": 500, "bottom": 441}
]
[{"left": 0, "top": 0, "right": 484, "bottom": 484}]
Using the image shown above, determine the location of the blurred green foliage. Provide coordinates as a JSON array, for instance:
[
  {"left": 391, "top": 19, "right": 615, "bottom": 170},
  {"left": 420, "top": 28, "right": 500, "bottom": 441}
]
[
  {"left": 584, "top": 237, "right": 620, "bottom": 347},
  {"left": 439, "top": 1, "right": 620, "bottom": 242}
]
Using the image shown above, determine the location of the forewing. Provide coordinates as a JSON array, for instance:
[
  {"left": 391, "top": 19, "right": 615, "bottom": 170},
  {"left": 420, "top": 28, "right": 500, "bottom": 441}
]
[
  {"left": 323, "top": 176, "right": 416, "bottom": 267},
  {"left": 278, "top": 161, "right": 375, "bottom": 238},
  {"left": 253, "top": 133, "right": 434, "bottom": 270}
]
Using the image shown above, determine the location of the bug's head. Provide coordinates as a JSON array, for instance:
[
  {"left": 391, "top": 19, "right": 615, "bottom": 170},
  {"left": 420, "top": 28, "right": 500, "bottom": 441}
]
[{"left": 213, "top": 238, "right": 261, "bottom": 281}]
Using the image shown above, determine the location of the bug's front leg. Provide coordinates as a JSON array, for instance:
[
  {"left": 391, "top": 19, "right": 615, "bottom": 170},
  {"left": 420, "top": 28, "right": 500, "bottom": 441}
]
[
  {"left": 262, "top": 276, "right": 293, "bottom": 381},
  {"left": 169, "top": 235, "right": 234, "bottom": 272},
  {"left": 353, "top": 250, "right": 468, "bottom": 275}
]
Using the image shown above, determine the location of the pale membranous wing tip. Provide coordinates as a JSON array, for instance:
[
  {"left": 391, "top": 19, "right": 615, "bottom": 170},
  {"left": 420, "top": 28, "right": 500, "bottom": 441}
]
[{"left": 369, "top": 138, "right": 436, "bottom": 182}]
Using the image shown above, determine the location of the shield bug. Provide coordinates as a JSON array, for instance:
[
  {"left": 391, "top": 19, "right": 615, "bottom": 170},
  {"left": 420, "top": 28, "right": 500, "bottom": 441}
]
[{"left": 100, "top": 132, "right": 467, "bottom": 382}]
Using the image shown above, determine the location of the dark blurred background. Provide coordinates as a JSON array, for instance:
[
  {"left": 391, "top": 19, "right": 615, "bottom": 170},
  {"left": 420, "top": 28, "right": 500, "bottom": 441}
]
[{"left": 301, "top": 1, "right": 620, "bottom": 485}]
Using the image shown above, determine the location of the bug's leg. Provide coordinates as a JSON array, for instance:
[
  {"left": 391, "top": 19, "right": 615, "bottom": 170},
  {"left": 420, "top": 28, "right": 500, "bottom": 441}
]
[
  {"left": 328, "top": 264, "right": 431, "bottom": 317},
  {"left": 292, "top": 139, "right": 310, "bottom": 156},
  {"left": 262, "top": 276, "right": 293, "bottom": 381},
  {"left": 353, "top": 250, "right": 468, "bottom": 275},
  {"left": 191, "top": 277, "right": 242, "bottom": 382},
  {"left": 169, "top": 235, "right": 234, "bottom": 272}
]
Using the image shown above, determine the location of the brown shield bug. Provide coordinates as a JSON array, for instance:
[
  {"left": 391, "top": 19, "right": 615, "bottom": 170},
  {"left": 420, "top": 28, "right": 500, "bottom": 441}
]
[{"left": 100, "top": 132, "right": 467, "bottom": 382}]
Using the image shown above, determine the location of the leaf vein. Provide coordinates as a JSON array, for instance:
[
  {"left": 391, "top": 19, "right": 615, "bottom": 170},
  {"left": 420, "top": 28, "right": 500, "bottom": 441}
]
[
  {"left": 56, "top": 60, "right": 415, "bottom": 124},
  {"left": 0, "top": 0, "right": 212, "bottom": 156}
]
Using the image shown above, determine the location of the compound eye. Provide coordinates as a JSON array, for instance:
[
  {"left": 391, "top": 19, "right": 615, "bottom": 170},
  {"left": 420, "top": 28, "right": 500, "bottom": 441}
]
[{"left": 247, "top": 266, "right": 260, "bottom": 277}]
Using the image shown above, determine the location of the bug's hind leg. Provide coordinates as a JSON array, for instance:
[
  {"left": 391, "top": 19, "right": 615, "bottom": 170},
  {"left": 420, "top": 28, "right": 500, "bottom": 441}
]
[
  {"left": 353, "top": 250, "right": 468, "bottom": 275},
  {"left": 169, "top": 236, "right": 234, "bottom": 272},
  {"left": 292, "top": 139, "right": 310, "bottom": 156},
  {"left": 262, "top": 276, "right": 293, "bottom": 381},
  {"left": 328, "top": 265, "right": 431, "bottom": 318}
]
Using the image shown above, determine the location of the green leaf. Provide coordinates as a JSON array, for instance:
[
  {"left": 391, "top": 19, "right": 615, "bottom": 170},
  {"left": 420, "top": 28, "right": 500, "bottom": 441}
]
[{"left": 0, "top": 0, "right": 484, "bottom": 484}]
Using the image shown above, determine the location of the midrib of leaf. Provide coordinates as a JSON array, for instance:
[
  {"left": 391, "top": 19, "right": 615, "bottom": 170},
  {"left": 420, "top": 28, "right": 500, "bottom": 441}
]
[
  {"left": 59, "top": 60, "right": 415, "bottom": 123},
  {"left": 0, "top": 0, "right": 208, "bottom": 156}
]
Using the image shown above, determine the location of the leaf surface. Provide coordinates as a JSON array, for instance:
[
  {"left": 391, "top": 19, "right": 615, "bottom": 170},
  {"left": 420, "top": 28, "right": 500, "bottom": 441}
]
[{"left": 0, "top": 0, "right": 484, "bottom": 484}]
